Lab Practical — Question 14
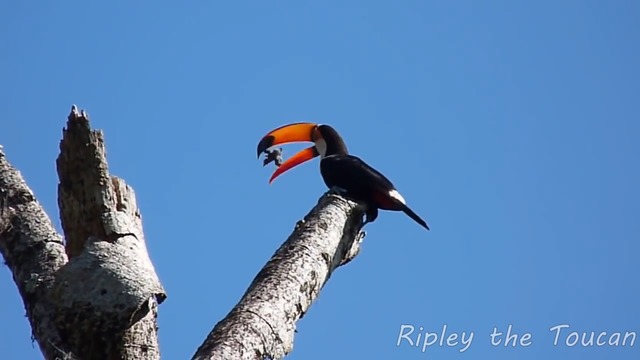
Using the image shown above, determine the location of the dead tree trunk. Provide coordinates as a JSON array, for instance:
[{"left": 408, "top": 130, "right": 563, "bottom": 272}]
[
  {"left": 2, "top": 106, "right": 368, "bottom": 360},
  {"left": 193, "top": 191, "right": 367, "bottom": 360},
  {"left": 0, "top": 106, "right": 166, "bottom": 360}
]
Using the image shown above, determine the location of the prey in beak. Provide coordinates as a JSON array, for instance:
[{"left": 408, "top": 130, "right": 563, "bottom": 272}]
[{"left": 257, "top": 122, "right": 321, "bottom": 183}]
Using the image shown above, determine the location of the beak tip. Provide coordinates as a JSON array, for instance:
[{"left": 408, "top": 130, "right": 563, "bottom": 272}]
[{"left": 256, "top": 136, "right": 275, "bottom": 158}]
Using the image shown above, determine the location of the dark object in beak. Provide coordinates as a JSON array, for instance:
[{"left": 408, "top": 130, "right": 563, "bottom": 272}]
[
  {"left": 256, "top": 122, "right": 320, "bottom": 183},
  {"left": 263, "top": 148, "right": 283, "bottom": 167}
]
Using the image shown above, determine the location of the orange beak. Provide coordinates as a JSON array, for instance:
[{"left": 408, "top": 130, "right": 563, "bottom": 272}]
[{"left": 257, "top": 122, "right": 320, "bottom": 183}]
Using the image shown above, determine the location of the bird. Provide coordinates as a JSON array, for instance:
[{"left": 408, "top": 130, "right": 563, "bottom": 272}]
[{"left": 257, "top": 122, "right": 430, "bottom": 230}]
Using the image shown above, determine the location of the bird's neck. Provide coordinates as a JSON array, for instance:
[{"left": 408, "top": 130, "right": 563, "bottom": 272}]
[{"left": 325, "top": 137, "right": 349, "bottom": 157}]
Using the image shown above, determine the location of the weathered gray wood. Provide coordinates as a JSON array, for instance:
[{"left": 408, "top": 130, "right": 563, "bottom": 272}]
[
  {"left": 2, "top": 105, "right": 368, "bottom": 360},
  {"left": 1, "top": 106, "right": 166, "bottom": 359},
  {"left": 193, "top": 192, "right": 366, "bottom": 360},
  {"left": 0, "top": 141, "right": 68, "bottom": 360}
]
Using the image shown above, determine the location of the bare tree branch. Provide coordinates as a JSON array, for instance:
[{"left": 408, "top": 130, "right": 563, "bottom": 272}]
[
  {"left": 193, "top": 191, "right": 367, "bottom": 360},
  {"left": 1, "top": 106, "right": 166, "bottom": 359},
  {"left": 0, "top": 139, "right": 68, "bottom": 360},
  {"left": 56, "top": 105, "right": 114, "bottom": 259},
  {"left": 3, "top": 105, "right": 366, "bottom": 360}
]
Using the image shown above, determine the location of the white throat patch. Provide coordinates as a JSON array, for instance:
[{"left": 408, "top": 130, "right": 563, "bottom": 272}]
[{"left": 315, "top": 138, "right": 328, "bottom": 158}]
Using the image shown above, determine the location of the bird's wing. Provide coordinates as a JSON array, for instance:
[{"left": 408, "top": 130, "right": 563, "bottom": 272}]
[{"left": 322, "top": 155, "right": 397, "bottom": 191}]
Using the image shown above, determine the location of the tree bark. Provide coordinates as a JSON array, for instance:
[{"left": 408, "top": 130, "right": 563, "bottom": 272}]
[
  {"left": 192, "top": 191, "right": 367, "bottom": 360},
  {"left": 0, "top": 138, "right": 68, "bottom": 359},
  {"left": 0, "top": 106, "right": 166, "bottom": 360},
  {"left": 2, "top": 105, "right": 368, "bottom": 360}
]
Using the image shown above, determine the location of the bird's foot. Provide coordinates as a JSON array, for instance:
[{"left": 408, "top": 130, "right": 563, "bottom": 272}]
[{"left": 362, "top": 206, "right": 378, "bottom": 226}]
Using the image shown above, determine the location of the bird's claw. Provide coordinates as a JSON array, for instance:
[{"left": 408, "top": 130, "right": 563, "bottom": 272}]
[{"left": 363, "top": 206, "right": 378, "bottom": 226}]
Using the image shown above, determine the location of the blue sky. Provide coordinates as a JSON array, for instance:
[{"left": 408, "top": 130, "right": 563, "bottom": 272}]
[{"left": 1, "top": 1, "right": 639, "bottom": 359}]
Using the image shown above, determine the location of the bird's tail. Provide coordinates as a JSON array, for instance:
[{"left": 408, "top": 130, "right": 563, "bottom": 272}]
[{"left": 402, "top": 205, "right": 430, "bottom": 230}]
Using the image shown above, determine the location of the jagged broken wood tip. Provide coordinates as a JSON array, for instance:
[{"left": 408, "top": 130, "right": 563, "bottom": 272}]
[{"left": 68, "top": 104, "right": 89, "bottom": 121}]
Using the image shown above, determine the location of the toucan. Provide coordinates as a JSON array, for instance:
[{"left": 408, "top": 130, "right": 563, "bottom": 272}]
[{"left": 257, "top": 122, "right": 429, "bottom": 230}]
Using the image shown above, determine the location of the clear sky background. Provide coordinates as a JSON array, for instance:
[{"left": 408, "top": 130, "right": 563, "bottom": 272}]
[{"left": 1, "top": 1, "right": 639, "bottom": 359}]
